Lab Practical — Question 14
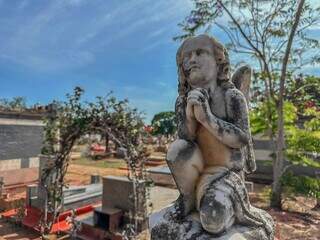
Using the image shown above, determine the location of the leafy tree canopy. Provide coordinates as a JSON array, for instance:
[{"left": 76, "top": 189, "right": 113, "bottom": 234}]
[
  {"left": 250, "top": 101, "right": 320, "bottom": 169},
  {"left": 0, "top": 96, "right": 27, "bottom": 111},
  {"left": 151, "top": 111, "right": 176, "bottom": 136}
]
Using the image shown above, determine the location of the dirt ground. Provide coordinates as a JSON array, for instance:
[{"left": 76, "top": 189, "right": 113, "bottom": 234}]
[
  {"left": 65, "top": 163, "right": 128, "bottom": 185},
  {"left": 66, "top": 164, "right": 319, "bottom": 240},
  {"left": 1, "top": 162, "right": 319, "bottom": 240},
  {"left": 249, "top": 185, "right": 320, "bottom": 240}
]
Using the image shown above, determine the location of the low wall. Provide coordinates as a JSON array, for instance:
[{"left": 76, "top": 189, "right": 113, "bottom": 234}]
[
  {"left": 148, "top": 138, "right": 320, "bottom": 185},
  {"left": 0, "top": 168, "right": 38, "bottom": 187}
]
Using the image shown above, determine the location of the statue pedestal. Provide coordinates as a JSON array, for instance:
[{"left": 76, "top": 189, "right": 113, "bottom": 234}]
[{"left": 150, "top": 205, "right": 269, "bottom": 240}]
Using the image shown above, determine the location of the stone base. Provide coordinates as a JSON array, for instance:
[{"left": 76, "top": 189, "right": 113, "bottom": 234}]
[{"left": 150, "top": 205, "right": 270, "bottom": 240}]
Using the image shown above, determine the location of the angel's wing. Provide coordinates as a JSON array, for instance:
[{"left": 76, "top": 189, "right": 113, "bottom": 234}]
[
  {"left": 231, "top": 65, "right": 256, "bottom": 173},
  {"left": 231, "top": 65, "right": 252, "bottom": 106}
]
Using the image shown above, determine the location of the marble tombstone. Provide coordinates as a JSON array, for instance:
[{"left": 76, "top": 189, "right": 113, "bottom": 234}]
[{"left": 150, "top": 35, "right": 275, "bottom": 240}]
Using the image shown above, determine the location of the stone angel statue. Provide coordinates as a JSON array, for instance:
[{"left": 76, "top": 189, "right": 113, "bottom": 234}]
[{"left": 151, "top": 34, "right": 275, "bottom": 240}]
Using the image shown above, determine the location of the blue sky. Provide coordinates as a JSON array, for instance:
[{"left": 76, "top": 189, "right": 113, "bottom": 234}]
[{"left": 0, "top": 0, "right": 319, "bottom": 123}]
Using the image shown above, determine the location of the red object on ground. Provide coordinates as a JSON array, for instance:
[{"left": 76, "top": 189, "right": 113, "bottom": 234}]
[
  {"left": 2, "top": 204, "right": 95, "bottom": 234},
  {"left": 144, "top": 125, "right": 153, "bottom": 133},
  {"left": 91, "top": 144, "right": 106, "bottom": 152},
  {"left": 1, "top": 208, "right": 18, "bottom": 218},
  {"left": 52, "top": 205, "right": 94, "bottom": 233},
  {"left": 22, "top": 206, "right": 42, "bottom": 230}
]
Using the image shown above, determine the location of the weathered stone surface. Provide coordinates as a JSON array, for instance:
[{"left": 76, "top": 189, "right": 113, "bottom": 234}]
[
  {"left": 151, "top": 34, "right": 275, "bottom": 240},
  {"left": 0, "top": 119, "right": 43, "bottom": 163},
  {"left": 150, "top": 205, "right": 269, "bottom": 240},
  {"left": 102, "top": 176, "right": 148, "bottom": 231},
  {"left": 102, "top": 176, "right": 136, "bottom": 212}
]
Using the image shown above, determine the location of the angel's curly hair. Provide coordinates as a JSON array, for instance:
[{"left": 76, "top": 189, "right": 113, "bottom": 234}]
[{"left": 176, "top": 34, "right": 231, "bottom": 97}]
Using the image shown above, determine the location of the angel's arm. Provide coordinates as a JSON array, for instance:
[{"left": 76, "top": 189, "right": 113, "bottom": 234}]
[
  {"left": 225, "top": 88, "right": 251, "bottom": 142},
  {"left": 192, "top": 89, "right": 249, "bottom": 148},
  {"left": 226, "top": 88, "right": 256, "bottom": 172}
]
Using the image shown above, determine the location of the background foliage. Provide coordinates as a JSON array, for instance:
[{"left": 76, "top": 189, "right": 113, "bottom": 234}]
[{"left": 151, "top": 111, "right": 176, "bottom": 136}]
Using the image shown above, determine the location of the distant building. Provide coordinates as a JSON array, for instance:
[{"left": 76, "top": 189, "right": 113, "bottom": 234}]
[{"left": 0, "top": 111, "right": 45, "bottom": 186}]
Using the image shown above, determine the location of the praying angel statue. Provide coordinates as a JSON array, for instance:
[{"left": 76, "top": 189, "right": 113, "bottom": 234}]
[{"left": 151, "top": 34, "right": 275, "bottom": 240}]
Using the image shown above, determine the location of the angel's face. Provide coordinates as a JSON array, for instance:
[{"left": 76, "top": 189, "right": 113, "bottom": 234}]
[{"left": 181, "top": 36, "right": 217, "bottom": 89}]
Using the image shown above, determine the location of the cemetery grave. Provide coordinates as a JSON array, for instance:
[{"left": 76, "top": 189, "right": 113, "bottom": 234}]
[{"left": 1, "top": 1, "right": 320, "bottom": 238}]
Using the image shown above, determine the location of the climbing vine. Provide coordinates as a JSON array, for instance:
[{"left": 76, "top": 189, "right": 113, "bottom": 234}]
[{"left": 40, "top": 87, "right": 149, "bottom": 238}]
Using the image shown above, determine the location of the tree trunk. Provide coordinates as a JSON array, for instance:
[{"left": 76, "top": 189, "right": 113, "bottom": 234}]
[
  {"left": 312, "top": 198, "right": 320, "bottom": 210},
  {"left": 271, "top": 0, "right": 305, "bottom": 209},
  {"left": 105, "top": 134, "right": 109, "bottom": 153}
]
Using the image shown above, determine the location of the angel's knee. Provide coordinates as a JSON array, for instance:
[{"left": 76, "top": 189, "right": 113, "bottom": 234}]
[
  {"left": 167, "top": 139, "right": 195, "bottom": 163},
  {"left": 167, "top": 139, "right": 203, "bottom": 172},
  {"left": 200, "top": 189, "right": 235, "bottom": 235}
]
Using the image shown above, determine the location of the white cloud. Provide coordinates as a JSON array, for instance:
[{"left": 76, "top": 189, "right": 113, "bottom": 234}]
[
  {"left": 148, "top": 28, "right": 167, "bottom": 39},
  {"left": 141, "top": 39, "right": 166, "bottom": 52},
  {"left": 0, "top": 0, "right": 193, "bottom": 72}
]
